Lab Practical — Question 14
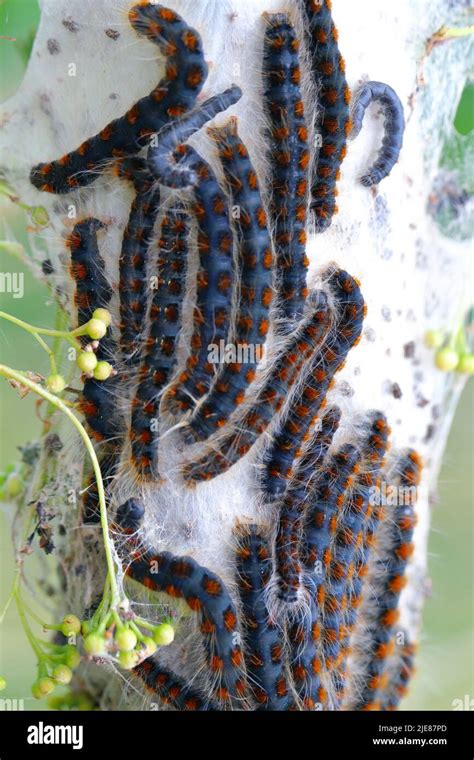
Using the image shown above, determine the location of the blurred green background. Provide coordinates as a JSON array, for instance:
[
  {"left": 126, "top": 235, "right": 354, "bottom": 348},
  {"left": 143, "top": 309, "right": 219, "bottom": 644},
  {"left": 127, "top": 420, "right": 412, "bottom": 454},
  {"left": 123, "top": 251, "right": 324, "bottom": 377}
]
[{"left": 0, "top": 0, "right": 472, "bottom": 710}]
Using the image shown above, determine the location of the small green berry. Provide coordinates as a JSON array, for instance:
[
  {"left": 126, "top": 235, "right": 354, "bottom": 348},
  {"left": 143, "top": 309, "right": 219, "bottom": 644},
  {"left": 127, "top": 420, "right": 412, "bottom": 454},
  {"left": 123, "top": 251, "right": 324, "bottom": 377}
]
[
  {"left": 424, "top": 329, "right": 444, "bottom": 349},
  {"left": 93, "top": 361, "right": 113, "bottom": 381},
  {"left": 115, "top": 629, "right": 138, "bottom": 653},
  {"left": 61, "top": 614, "right": 81, "bottom": 637},
  {"left": 47, "top": 694, "right": 66, "bottom": 710},
  {"left": 153, "top": 623, "right": 175, "bottom": 647},
  {"left": 0, "top": 676, "right": 6, "bottom": 691},
  {"left": 86, "top": 318, "right": 107, "bottom": 340},
  {"left": 52, "top": 665, "right": 73, "bottom": 685},
  {"left": 63, "top": 645, "right": 81, "bottom": 669},
  {"left": 46, "top": 374, "right": 67, "bottom": 394},
  {"left": 435, "top": 347, "right": 459, "bottom": 372},
  {"left": 92, "top": 308, "right": 112, "bottom": 328},
  {"left": 118, "top": 650, "right": 139, "bottom": 670},
  {"left": 5, "top": 473, "right": 23, "bottom": 498},
  {"left": 77, "top": 351, "right": 98, "bottom": 374},
  {"left": 83, "top": 633, "right": 106, "bottom": 656},
  {"left": 457, "top": 353, "right": 474, "bottom": 374},
  {"left": 34, "top": 677, "right": 55, "bottom": 697}
]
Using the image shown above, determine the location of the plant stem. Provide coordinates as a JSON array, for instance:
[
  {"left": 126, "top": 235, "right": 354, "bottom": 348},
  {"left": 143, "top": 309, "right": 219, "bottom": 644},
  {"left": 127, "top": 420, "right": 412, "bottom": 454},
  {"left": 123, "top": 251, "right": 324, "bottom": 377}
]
[{"left": 0, "top": 364, "right": 119, "bottom": 607}]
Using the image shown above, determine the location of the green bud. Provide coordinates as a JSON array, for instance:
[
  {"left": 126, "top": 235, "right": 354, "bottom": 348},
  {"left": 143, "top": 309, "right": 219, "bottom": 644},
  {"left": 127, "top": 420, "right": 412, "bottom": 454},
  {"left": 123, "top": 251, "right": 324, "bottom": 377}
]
[
  {"left": 86, "top": 318, "right": 107, "bottom": 340},
  {"left": 142, "top": 637, "right": 157, "bottom": 657},
  {"left": 92, "top": 308, "right": 112, "bottom": 328},
  {"left": 61, "top": 614, "right": 81, "bottom": 637},
  {"left": 118, "top": 650, "right": 139, "bottom": 670},
  {"left": 0, "top": 676, "right": 6, "bottom": 691},
  {"left": 77, "top": 351, "right": 98, "bottom": 374},
  {"left": 435, "top": 347, "right": 459, "bottom": 372},
  {"left": 63, "top": 645, "right": 81, "bottom": 670},
  {"left": 5, "top": 473, "right": 23, "bottom": 498},
  {"left": 93, "top": 361, "right": 113, "bottom": 381},
  {"left": 46, "top": 374, "right": 67, "bottom": 394},
  {"left": 83, "top": 633, "right": 106, "bottom": 656},
  {"left": 115, "top": 629, "right": 138, "bottom": 653},
  {"left": 35, "top": 677, "right": 55, "bottom": 697},
  {"left": 52, "top": 665, "right": 73, "bottom": 685},
  {"left": 153, "top": 623, "right": 175, "bottom": 647}
]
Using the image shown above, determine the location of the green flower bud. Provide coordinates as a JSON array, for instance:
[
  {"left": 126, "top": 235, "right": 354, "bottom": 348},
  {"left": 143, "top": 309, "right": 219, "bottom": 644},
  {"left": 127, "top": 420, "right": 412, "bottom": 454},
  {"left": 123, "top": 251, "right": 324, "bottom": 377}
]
[
  {"left": 93, "top": 361, "right": 113, "bottom": 381},
  {"left": 92, "top": 308, "right": 112, "bottom": 328},
  {"left": 115, "top": 629, "right": 138, "bottom": 653},
  {"left": 46, "top": 374, "right": 67, "bottom": 394},
  {"left": 52, "top": 665, "right": 73, "bottom": 685},
  {"left": 153, "top": 623, "right": 175, "bottom": 647},
  {"left": 77, "top": 351, "right": 98, "bottom": 374},
  {"left": 86, "top": 319, "right": 107, "bottom": 340},
  {"left": 118, "top": 650, "right": 139, "bottom": 670},
  {"left": 60, "top": 614, "right": 81, "bottom": 637},
  {"left": 5, "top": 473, "right": 23, "bottom": 498},
  {"left": 83, "top": 633, "right": 106, "bottom": 656},
  {"left": 435, "top": 347, "right": 459, "bottom": 372}
]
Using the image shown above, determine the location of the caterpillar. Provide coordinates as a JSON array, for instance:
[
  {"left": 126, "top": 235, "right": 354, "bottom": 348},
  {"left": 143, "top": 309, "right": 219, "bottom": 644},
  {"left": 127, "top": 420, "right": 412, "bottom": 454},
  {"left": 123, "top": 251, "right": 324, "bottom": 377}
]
[
  {"left": 301, "top": 0, "right": 351, "bottom": 231},
  {"left": 125, "top": 548, "right": 247, "bottom": 706},
  {"left": 147, "top": 86, "right": 242, "bottom": 188},
  {"left": 274, "top": 406, "right": 342, "bottom": 603},
  {"left": 349, "top": 449, "right": 422, "bottom": 711},
  {"left": 114, "top": 157, "right": 162, "bottom": 366},
  {"left": 327, "top": 412, "right": 390, "bottom": 701},
  {"left": 67, "top": 218, "right": 112, "bottom": 328},
  {"left": 67, "top": 218, "right": 123, "bottom": 444},
  {"left": 182, "top": 118, "right": 274, "bottom": 442},
  {"left": 164, "top": 145, "right": 235, "bottom": 413},
  {"left": 378, "top": 637, "right": 417, "bottom": 711},
  {"left": 30, "top": 3, "right": 208, "bottom": 194},
  {"left": 182, "top": 288, "right": 332, "bottom": 484},
  {"left": 234, "top": 525, "right": 290, "bottom": 711},
  {"left": 130, "top": 204, "right": 190, "bottom": 480},
  {"left": 262, "top": 267, "right": 366, "bottom": 498},
  {"left": 288, "top": 595, "right": 326, "bottom": 710},
  {"left": 293, "top": 444, "right": 361, "bottom": 708},
  {"left": 350, "top": 81, "right": 405, "bottom": 187},
  {"left": 262, "top": 13, "right": 310, "bottom": 324},
  {"left": 134, "top": 658, "right": 218, "bottom": 711}
]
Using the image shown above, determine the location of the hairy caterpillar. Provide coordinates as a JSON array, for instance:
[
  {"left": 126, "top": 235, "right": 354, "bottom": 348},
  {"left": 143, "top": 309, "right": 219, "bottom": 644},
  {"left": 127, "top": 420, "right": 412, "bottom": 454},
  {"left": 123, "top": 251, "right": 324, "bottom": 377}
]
[
  {"left": 134, "top": 658, "right": 217, "bottom": 711},
  {"left": 130, "top": 204, "right": 190, "bottom": 480},
  {"left": 350, "top": 81, "right": 405, "bottom": 187},
  {"left": 274, "top": 406, "right": 342, "bottom": 603},
  {"left": 349, "top": 449, "right": 422, "bottom": 710},
  {"left": 262, "top": 267, "right": 365, "bottom": 498},
  {"left": 30, "top": 3, "right": 208, "bottom": 193},
  {"left": 182, "top": 119, "right": 274, "bottom": 442},
  {"left": 328, "top": 412, "right": 390, "bottom": 701},
  {"left": 147, "top": 86, "right": 242, "bottom": 188},
  {"left": 125, "top": 548, "right": 247, "bottom": 706},
  {"left": 114, "top": 157, "right": 162, "bottom": 366},
  {"left": 301, "top": 0, "right": 351, "bottom": 231},
  {"left": 165, "top": 145, "right": 235, "bottom": 413},
  {"left": 234, "top": 525, "right": 290, "bottom": 711},
  {"left": 262, "top": 13, "right": 310, "bottom": 323},
  {"left": 183, "top": 288, "right": 332, "bottom": 483}
]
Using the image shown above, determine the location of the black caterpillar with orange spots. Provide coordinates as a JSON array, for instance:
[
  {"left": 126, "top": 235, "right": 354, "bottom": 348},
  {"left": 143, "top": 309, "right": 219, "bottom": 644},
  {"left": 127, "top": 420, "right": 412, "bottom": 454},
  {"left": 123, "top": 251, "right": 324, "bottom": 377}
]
[
  {"left": 263, "top": 13, "right": 310, "bottom": 323},
  {"left": 182, "top": 119, "right": 274, "bottom": 442},
  {"left": 30, "top": 3, "right": 208, "bottom": 194},
  {"left": 301, "top": 0, "right": 351, "bottom": 231}
]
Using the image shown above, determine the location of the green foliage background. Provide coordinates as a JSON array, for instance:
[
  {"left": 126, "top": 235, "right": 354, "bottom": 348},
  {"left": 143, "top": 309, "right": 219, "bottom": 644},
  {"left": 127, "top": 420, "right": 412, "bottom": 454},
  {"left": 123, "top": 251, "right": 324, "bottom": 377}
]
[{"left": 0, "top": 0, "right": 472, "bottom": 711}]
